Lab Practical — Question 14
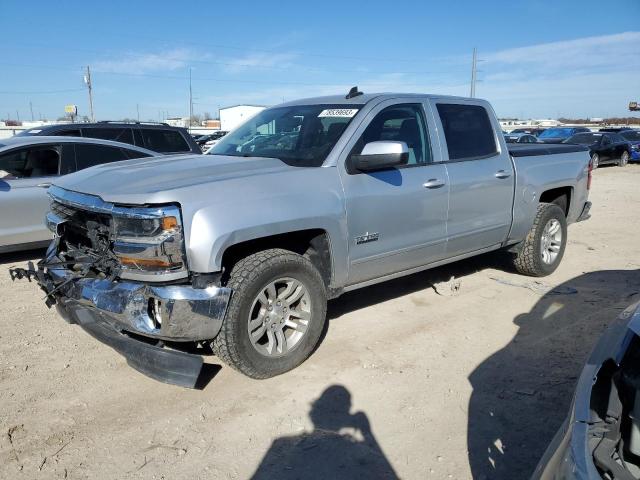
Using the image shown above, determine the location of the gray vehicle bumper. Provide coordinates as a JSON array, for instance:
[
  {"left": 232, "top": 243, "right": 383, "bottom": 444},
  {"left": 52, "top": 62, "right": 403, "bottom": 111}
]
[
  {"left": 11, "top": 256, "right": 232, "bottom": 388},
  {"left": 47, "top": 266, "right": 232, "bottom": 342},
  {"left": 576, "top": 201, "right": 592, "bottom": 222}
]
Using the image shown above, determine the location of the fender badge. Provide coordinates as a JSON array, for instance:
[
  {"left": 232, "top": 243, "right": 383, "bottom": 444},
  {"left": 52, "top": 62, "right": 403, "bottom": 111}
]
[{"left": 355, "top": 232, "right": 379, "bottom": 245}]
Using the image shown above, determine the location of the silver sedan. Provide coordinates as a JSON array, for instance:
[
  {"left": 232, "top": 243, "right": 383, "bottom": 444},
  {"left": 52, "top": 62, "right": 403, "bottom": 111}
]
[{"left": 0, "top": 136, "right": 157, "bottom": 253}]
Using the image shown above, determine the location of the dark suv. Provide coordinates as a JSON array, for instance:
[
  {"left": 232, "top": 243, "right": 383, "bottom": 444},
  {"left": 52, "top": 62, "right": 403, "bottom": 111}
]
[{"left": 16, "top": 121, "right": 201, "bottom": 155}]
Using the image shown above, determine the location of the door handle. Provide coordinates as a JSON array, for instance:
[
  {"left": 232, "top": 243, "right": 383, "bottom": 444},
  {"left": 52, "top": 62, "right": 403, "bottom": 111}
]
[
  {"left": 494, "top": 170, "right": 511, "bottom": 179},
  {"left": 36, "top": 182, "right": 52, "bottom": 188},
  {"left": 423, "top": 178, "right": 445, "bottom": 189}
]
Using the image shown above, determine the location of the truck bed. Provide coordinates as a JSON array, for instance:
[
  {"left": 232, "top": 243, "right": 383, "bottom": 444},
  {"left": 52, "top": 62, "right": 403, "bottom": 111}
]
[{"left": 508, "top": 143, "right": 589, "bottom": 157}]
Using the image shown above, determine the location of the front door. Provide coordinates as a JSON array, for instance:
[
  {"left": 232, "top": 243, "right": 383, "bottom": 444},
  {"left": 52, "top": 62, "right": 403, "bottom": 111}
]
[
  {"left": 0, "top": 144, "right": 66, "bottom": 248},
  {"left": 340, "top": 101, "right": 449, "bottom": 286}
]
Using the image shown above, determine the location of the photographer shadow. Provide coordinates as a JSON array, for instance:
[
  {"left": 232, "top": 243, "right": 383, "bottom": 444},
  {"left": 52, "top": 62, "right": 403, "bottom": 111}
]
[
  {"left": 250, "top": 384, "right": 398, "bottom": 480},
  {"left": 467, "top": 269, "right": 640, "bottom": 479}
]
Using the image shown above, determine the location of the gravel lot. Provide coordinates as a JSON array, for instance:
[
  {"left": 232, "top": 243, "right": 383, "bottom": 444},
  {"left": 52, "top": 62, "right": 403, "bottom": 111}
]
[{"left": 1, "top": 165, "right": 639, "bottom": 480}]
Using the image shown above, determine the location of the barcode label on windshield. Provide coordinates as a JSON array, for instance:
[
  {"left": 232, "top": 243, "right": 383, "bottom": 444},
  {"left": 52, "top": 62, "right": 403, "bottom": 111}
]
[{"left": 318, "top": 109, "right": 359, "bottom": 118}]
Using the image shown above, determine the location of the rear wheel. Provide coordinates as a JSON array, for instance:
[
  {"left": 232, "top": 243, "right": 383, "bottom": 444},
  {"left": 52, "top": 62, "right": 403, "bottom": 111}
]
[
  {"left": 619, "top": 151, "right": 630, "bottom": 167},
  {"left": 591, "top": 153, "right": 600, "bottom": 169},
  {"left": 212, "top": 248, "right": 327, "bottom": 379},
  {"left": 512, "top": 203, "right": 567, "bottom": 277}
]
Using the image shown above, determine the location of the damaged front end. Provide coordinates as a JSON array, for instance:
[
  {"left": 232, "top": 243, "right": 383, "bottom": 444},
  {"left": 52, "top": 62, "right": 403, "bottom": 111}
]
[{"left": 9, "top": 186, "right": 231, "bottom": 388}]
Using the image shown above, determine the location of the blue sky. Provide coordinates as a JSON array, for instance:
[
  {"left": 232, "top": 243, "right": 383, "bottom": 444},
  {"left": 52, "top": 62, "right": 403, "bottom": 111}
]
[{"left": 1, "top": 0, "right": 639, "bottom": 121}]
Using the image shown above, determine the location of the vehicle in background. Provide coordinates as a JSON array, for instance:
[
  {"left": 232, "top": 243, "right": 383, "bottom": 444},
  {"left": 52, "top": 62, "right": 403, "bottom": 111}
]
[
  {"left": 13, "top": 91, "right": 592, "bottom": 388},
  {"left": 0, "top": 136, "right": 157, "bottom": 253},
  {"left": 619, "top": 130, "right": 640, "bottom": 161},
  {"left": 599, "top": 127, "right": 635, "bottom": 133},
  {"left": 16, "top": 121, "right": 201, "bottom": 155},
  {"left": 532, "top": 301, "right": 640, "bottom": 480},
  {"left": 202, "top": 131, "right": 228, "bottom": 151},
  {"left": 504, "top": 133, "right": 542, "bottom": 144},
  {"left": 194, "top": 131, "right": 227, "bottom": 149},
  {"left": 563, "top": 132, "right": 631, "bottom": 168},
  {"left": 538, "top": 127, "right": 591, "bottom": 144},
  {"left": 509, "top": 127, "right": 546, "bottom": 136}
]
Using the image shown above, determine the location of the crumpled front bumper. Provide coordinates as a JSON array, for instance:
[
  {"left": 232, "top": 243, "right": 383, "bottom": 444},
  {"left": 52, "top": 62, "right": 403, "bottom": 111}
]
[
  {"left": 47, "top": 265, "right": 232, "bottom": 342},
  {"left": 13, "top": 249, "right": 232, "bottom": 388}
]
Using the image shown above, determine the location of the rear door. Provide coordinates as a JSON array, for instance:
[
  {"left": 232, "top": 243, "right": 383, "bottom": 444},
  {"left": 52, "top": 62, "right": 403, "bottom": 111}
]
[
  {"left": 0, "top": 144, "right": 68, "bottom": 248},
  {"left": 432, "top": 101, "right": 515, "bottom": 257}
]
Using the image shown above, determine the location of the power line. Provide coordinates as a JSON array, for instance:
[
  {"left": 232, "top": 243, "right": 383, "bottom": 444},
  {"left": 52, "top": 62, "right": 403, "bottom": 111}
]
[{"left": 0, "top": 87, "right": 85, "bottom": 94}]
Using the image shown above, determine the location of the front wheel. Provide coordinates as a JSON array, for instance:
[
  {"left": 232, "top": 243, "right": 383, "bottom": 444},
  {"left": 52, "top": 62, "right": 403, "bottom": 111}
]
[
  {"left": 512, "top": 203, "right": 568, "bottom": 277},
  {"left": 619, "top": 151, "right": 630, "bottom": 167},
  {"left": 212, "top": 248, "right": 327, "bottom": 379}
]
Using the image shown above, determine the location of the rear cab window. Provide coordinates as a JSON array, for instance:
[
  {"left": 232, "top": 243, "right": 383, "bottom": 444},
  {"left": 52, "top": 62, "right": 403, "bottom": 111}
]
[{"left": 436, "top": 103, "right": 497, "bottom": 160}]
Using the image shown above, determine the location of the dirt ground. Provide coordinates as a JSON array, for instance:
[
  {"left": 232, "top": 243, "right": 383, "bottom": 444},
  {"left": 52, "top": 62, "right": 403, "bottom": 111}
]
[{"left": 1, "top": 165, "right": 639, "bottom": 480}]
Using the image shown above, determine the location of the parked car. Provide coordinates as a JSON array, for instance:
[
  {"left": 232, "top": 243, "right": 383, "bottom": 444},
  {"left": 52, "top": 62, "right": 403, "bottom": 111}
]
[
  {"left": 599, "top": 127, "right": 635, "bottom": 133},
  {"left": 619, "top": 130, "right": 640, "bottom": 162},
  {"left": 11, "top": 92, "right": 592, "bottom": 388},
  {"left": 16, "top": 121, "right": 201, "bottom": 155},
  {"left": 563, "top": 132, "right": 631, "bottom": 168},
  {"left": 510, "top": 127, "right": 546, "bottom": 136},
  {"left": 0, "top": 136, "right": 157, "bottom": 253},
  {"left": 538, "top": 127, "right": 592, "bottom": 144},
  {"left": 532, "top": 301, "right": 640, "bottom": 480},
  {"left": 202, "top": 131, "right": 228, "bottom": 151},
  {"left": 504, "top": 133, "right": 541, "bottom": 144}
]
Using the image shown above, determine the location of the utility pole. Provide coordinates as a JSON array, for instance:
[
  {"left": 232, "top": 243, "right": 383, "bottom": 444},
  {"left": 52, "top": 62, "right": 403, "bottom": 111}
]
[
  {"left": 188, "top": 67, "right": 193, "bottom": 133},
  {"left": 470, "top": 47, "right": 477, "bottom": 98},
  {"left": 84, "top": 66, "right": 95, "bottom": 122},
  {"left": 16, "top": 110, "right": 20, "bottom": 121},
  {"left": 136, "top": 104, "right": 140, "bottom": 122},
  {"left": 29, "top": 101, "right": 34, "bottom": 121}
]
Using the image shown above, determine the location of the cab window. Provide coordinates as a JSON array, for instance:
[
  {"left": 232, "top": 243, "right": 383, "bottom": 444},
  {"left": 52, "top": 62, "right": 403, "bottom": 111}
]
[{"left": 352, "top": 104, "right": 431, "bottom": 165}]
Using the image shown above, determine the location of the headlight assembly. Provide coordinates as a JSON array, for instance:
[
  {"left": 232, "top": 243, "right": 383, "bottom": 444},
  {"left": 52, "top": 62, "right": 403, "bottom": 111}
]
[{"left": 111, "top": 205, "right": 187, "bottom": 279}]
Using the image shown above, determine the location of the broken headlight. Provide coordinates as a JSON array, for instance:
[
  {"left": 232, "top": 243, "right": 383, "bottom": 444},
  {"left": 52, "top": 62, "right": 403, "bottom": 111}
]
[{"left": 112, "top": 205, "right": 187, "bottom": 280}]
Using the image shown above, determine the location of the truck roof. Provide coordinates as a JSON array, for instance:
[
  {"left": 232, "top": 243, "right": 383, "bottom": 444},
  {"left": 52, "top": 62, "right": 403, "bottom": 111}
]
[{"left": 279, "top": 92, "right": 481, "bottom": 107}]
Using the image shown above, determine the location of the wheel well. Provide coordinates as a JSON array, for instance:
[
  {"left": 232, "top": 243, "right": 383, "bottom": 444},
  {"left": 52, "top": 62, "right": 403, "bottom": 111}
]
[
  {"left": 539, "top": 187, "right": 572, "bottom": 216},
  {"left": 220, "top": 229, "right": 332, "bottom": 287}
]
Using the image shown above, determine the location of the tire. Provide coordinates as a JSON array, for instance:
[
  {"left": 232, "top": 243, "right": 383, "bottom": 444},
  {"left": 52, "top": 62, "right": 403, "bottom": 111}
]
[
  {"left": 512, "top": 203, "right": 567, "bottom": 277},
  {"left": 619, "top": 151, "right": 630, "bottom": 167},
  {"left": 211, "top": 248, "right": 327, "bottom": 379},
  {"left": 591, "top": 153, "right": 599, "bottom": 169}
]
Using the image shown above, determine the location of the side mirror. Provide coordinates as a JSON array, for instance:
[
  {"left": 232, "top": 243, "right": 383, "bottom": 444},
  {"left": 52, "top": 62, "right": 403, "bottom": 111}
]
[{"left": 349, "top": 141, "right": 409, "bottom": 173}]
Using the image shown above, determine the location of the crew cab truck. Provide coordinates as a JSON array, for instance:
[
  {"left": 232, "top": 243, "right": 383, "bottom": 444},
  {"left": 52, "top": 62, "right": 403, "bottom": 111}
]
[{"left": 11, "top": 91, "right": 592, "bottom": 388}]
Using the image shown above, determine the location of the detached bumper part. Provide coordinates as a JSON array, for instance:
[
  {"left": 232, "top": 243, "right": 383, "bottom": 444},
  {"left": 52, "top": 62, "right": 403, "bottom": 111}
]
[{"left": 59, "top": 303, "right": 205, "bottom": 388}]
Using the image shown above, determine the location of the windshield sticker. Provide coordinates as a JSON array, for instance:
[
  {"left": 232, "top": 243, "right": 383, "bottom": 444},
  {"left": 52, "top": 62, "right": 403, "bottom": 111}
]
[
  {"left": 28, "top": 129, "right": 42, "bottom": 133},
  {"left": 318, "top": 109, "right": 359, "bottom": 118}
]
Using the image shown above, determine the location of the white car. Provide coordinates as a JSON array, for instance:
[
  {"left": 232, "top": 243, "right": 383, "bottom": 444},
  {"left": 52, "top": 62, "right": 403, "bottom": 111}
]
[{"left": 0, "top": 136, "right": 157, "bottom": 253}]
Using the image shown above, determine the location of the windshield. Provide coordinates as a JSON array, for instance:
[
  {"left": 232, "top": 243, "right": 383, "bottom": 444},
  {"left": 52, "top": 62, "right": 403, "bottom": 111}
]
[
  {"left": 565, "top": 133, "right": 602, "bottom": 145},
  {"left": 538, "top": 128, "right": 575, "bottom": 139},
  {"left": 208, "top": 104, "right": 362, "bottom": 167},
  {"left": 621, "top": 130, "right": 640, "bottom": 141}
]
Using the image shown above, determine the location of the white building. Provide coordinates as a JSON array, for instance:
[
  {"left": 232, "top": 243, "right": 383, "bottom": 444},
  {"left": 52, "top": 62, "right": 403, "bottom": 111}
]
[
  {"left": 219, "top": 105, "right": 266, "bottom": 131},
  {"left": 165, "top": 117, "right": 190, "bottom": 128}
]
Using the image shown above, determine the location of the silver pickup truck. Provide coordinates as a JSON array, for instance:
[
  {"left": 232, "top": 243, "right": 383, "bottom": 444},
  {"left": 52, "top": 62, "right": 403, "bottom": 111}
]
[{"left": 11, "top": 91, "right": 592, "bottom": 387}]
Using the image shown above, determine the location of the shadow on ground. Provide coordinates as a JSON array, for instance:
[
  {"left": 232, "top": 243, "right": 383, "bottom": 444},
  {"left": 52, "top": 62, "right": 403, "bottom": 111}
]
[
  {"left": 250, "top": 384, "right": 398, "bottom": 479},
  {"left": 328, "top": 249, "right": 511, "bottom": 320},
  {"left": 467, "top": 269, "right": 640, "bottom": 479}
]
